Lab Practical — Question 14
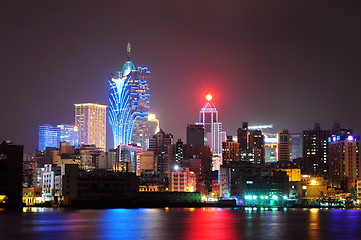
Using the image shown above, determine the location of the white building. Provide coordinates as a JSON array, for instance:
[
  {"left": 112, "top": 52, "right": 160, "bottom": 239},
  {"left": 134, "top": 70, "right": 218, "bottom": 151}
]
[
  {"left": 197, "top": 98, "right": 226, "bottom": 170},
  {"left": 42, "top": 164, "right": 61, "bottom": 202}
]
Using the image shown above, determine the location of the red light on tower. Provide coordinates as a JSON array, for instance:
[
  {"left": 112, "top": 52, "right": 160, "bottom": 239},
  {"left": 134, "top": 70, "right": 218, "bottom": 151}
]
[{"left": 206, "top": 94, "right": 212, "bottom": 101}]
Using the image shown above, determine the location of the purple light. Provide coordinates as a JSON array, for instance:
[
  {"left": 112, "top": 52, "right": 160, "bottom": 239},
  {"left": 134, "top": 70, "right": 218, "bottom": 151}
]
[
  {"left": 347, "top": 135, "right": 354, "bottom": 141},
  {"left": 332, "top": 136, "right": 336, "bottom": 142}
]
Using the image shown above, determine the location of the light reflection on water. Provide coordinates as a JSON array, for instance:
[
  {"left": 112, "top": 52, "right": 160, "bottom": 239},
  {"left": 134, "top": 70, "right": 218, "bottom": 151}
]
[{"left": 0, "top": 208, "right": 360, "bottom": 240}]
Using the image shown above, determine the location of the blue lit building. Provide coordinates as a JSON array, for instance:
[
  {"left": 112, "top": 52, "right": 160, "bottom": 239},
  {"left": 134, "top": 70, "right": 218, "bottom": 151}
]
[
  {"left": 108, "top": 43, "right": 150, "bottom": 148},
  {"left": 38, "top": 124, "right": 79, "bottom": 151}
]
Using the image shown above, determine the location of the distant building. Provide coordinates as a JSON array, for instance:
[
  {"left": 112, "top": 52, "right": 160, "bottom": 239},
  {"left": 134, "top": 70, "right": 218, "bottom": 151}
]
[
  {"left": 289, "top": 133, "right": 303, "bottom": 161},
  {"left": 237, "top": 122, "right": 248, "bottom": 152},
  {"left": 170, "top": 168, "right": 196, "bottom": 192},
  {"left": 38, "top": 124, "right": 79, "bottom": 152},
  {"left": 107, "top": 149, "right": 117, "bottom": 170},
  {"left": 278, "top": 129, "right": 290, "bottom": 162},
  {"left": 249, "top": 130, "right": 265, "bottom": 164},
  {"left": 139, "top": 151, "right": 155, "bottom": 173},
  {"left": 302, "top": 123, "right": 330, "bottom": 176},
  {"left": 328, "top": 134, "right": 361, "bottom": 187},
  {"left": 148, "top": 129, "right": 173, "bottom": 178},
  {"left": 187, "top": 124, "right": 205, "bottom": 148},
  {"left": 193, "top": 146, "right": 212, "bottom": 175},
  {"left": 168, "top": 139, "right": 192, "bottom": 168},
  {"left": 74, "top": 103, "right": 107, "bottom": 150},
  {"left": 116, "top": 144, "right": 142, "bottom": 172},
  {"left": 189, "top": 158, "right": 205, "bottom": 194},
  {"left": 42, "top": 164, "right": 61, "bottom": 202},
  {"left": 0, "top": 141, "right": 23, "bottom": 209},
  {"left": 222, "top": 140, "right": 240, "bottom": 165},
  {"left": 219, "top": 167, "right": 231, "bottom": 198},
  {"left": 265, "top": 143, "right": 278, "bottom": 164},
  {"left": 197, "top": 96, "right": 226, "bottom": 170},
  {"left": 113, "top": 162, "right": 131, "bottom": 173}
]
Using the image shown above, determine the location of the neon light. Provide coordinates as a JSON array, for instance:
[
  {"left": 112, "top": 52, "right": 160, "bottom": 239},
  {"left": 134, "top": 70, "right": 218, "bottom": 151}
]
[
  {"left": 347, "top": 135, "right": 354, "bottom": 141},
  {"left": 206, "top": 94, "right": 212, "bottom": 101},
  {"left": 108, "top": 61, "right": 150, "bottom": 148},
  {"left": 248, "top": 124, "right": 273, "bottom": 130}
]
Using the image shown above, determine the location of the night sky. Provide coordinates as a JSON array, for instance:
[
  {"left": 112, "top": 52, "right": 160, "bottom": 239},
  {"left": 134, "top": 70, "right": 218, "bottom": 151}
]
[{"left": 1, "top": 1, "right": 361, "bottom": 153}]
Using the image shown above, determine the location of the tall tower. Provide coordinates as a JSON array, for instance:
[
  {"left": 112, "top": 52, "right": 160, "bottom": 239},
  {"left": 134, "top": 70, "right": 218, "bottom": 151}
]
[
  {"left": 108, "top": 43, "right": 150, "bottom": 148},
  {"left": 74, "top": 103, "right": 107, "bottom": 151},
  {"left": 197, "top": 94, "right": 226, "bottom": 170}
]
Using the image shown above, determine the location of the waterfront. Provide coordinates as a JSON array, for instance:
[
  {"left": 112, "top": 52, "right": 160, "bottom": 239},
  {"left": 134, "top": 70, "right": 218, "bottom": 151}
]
[{"left": 0, "top": 208, "right": 361, "bottom": 240}]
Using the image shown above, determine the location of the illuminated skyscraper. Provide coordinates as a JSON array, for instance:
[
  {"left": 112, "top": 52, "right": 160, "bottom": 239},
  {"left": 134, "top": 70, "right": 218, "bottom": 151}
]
[
  {"left": 197, "top": 94, "right": 226, "bottom": 170},
  {"left": 74, "top": 103, "right": 107, "bottom": 151},
  {"left": 108, "top": 43, "right": 150, "bottom": 148},
  {"left": 38, "top": 124, "right": 79, "bottom": 151}
]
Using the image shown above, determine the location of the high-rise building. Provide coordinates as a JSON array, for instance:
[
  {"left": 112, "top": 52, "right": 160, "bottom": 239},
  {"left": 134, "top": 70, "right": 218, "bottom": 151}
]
[
  {"left": 265, "top": 143, "right": 278, "bottom": 164},
  {"left": 189, "top": 158, "right": 205, "bottom": 194},
  {"left": 328, "top": 134, "right": 361, "bottom": 187},
  {"left": 237, "top": 122, "right": 248, "bottom": 151},
  {"left": 197, "top": 94, "right": 226, "bottom": 170},
  {"left": 108, "top": 43, "right": 150, "bottom": 148},
  {"left": 222, "top": 140, "right": 240, "bottom": 165},
  {"left": 74, "top": 103, "right": 107, "bottom": 151},
  {"left": 187, "top": 124, "right": 205, "bottom": 148},
  {"left": 249, "top": 130, "right": 265, "bottom": 164},
  {"left": 168, "top": 139, "right": 192, "bottom": 168},
  {"left": 116, "top": 144, "right": 143, "bottom": 173},
  {"left": 302, "top": 123, "right": 330, "bottom": 176},
  {"left": 38, "top": 124, "right": 79, "bottom": 152},
  {"left": 278, "top": 129, "right": 290, "bottom": 162},
  {"left": 148, "top": 129, "right": 173, "bottom": 179}
]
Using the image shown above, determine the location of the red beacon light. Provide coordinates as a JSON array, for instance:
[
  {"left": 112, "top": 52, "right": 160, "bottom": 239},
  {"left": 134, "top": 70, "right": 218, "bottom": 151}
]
[{"left": 206, "top": 94, "right": 212, "bottom": 101}]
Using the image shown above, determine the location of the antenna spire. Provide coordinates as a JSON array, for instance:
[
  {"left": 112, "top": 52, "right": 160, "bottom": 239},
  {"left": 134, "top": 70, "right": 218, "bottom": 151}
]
[{"left": 127, "top": 42, "right": 131, "bottom": 61}]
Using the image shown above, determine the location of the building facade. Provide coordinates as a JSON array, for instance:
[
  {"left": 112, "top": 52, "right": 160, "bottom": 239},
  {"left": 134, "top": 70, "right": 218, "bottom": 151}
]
[
  {"left": 148, "top": 129, "right": 173, "bottom": 178},
  {"left": 38, "top": 124, "right": 79, "bottom": 152},
  {"left": 197, "top": 97, "right": 226, "bottom": 170},
  {"left": 328, "top": 135, "right": 360, "bottom": 183},
  {"left": 108, "top": 43, "right": 150, "bottom": 148},
  {"left": 187, "top": 124, "right": 205, "bottom": 148},
  {"left": 302, "top": 123, "right": 330, "bottom": 176},
  {"left": 74, "top": 103, "right": 107, "bottom": 151},
  {"left": 278, "top": 129, "right": 290, "bottom": 162},
  {"left": 222, "top": 140, "right": 240, "bottom": 165}
]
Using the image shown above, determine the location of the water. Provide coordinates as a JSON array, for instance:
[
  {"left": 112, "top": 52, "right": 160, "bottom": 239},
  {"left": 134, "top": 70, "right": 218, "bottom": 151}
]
[{"left": 0, "top": 208, "right": 361, "bottom": 240}]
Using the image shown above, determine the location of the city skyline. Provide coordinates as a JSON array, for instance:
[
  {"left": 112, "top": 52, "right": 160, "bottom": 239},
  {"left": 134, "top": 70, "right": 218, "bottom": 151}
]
[{"left": 1, "top": 1, "right": 361, "bottom": 154}]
